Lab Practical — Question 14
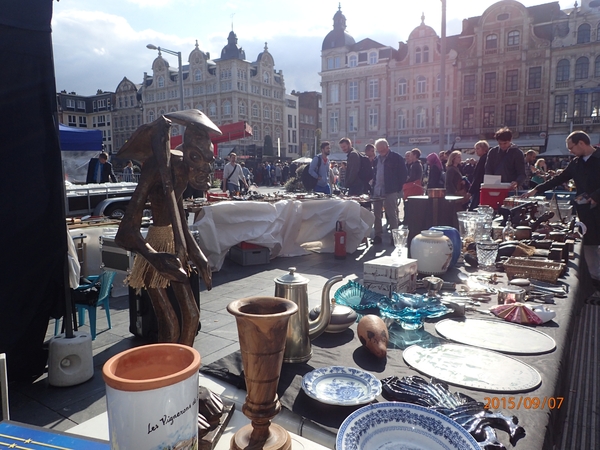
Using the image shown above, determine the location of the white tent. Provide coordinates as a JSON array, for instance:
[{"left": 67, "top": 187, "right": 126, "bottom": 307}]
[{"left": 293, "top": 156, "right": 312, "bottom": 163}]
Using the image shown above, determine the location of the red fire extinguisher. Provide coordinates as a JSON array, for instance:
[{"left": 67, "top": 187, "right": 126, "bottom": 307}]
[{"left": 334, "top": 221, "right": 347, "bottom": 260}]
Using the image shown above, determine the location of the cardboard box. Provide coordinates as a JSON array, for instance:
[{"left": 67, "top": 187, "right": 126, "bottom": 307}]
[
  {"left": 228, "top": 245, "right": 270, "bottom": 266},
  {"left": 363, "top": 257, "right": 418, "bottom": 295}
]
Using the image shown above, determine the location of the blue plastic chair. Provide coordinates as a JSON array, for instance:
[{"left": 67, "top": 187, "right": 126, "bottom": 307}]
[{"left": 54, "top": 271, "right": 116, "bottom": 340}]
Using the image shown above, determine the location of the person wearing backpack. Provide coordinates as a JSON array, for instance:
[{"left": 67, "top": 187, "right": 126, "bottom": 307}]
[
  {"left": 340, "top": 137, "right": 367, "bottom": 195},
  {"left": 372, "top": 138, "right": 408, "bottom": 245},
  {"left": 308, "top": 141, "right": 332, "bottom": 194}
]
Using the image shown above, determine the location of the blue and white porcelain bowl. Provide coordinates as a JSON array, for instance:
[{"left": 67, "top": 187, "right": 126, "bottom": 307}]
[
  {"left": 301, "top": 366, "right": 381, "bottom": 406},
  {"left": 336, "top": 402, "right": 480, "bottom": 450}
]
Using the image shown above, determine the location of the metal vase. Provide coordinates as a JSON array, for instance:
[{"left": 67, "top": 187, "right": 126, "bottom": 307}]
[{"left": 227, "top": 296, "right": 298, "bottom": 450}]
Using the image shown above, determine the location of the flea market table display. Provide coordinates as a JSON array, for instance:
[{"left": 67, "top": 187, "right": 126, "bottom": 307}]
[{"left": 200, "top": 197, "right": 594, "bottom": 449}]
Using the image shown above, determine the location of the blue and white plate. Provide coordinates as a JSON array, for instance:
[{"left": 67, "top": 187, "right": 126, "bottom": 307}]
[
  {"left": 336, "top": 402, "right": 480, "bottom": 450},
  {"left": 301, "top": 366, "right": 382, "bottom": 406}
]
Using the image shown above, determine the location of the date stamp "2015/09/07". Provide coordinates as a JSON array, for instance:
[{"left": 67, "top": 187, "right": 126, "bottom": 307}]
[{"left": 484, "top": 396, "right": 564, "bottom": 410}]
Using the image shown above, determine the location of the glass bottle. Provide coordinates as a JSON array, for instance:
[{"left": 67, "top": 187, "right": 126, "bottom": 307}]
[{"left": 502, "top": 219, "right": 516, "bottom": 241}]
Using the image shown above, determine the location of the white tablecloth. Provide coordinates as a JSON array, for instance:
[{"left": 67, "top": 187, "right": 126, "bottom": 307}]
[{"left": 192, "top": 199, "right": 375, "bottom": 271}]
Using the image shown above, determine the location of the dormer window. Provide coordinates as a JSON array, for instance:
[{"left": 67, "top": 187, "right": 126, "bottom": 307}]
[
  {"left": 486, "top": 34, "right": 498, "bottom": 50},
  {"left": 263, "top": 72, "right": 270, "bottom": 84},
  {"left": 158, "top": 76, "right": 165, "bottom": 88},
  {"left": 194, "top": 69, "right": 202, "bottom": 82},
  {"left": 577, "top": 23, "right": 591, "bottom": 44},
  {"left": 415, "top": 47, "right": 422, "bottom": 64},
  {"left": 368, "top": 51, "right": 378, "bottom": 65},
  {"left": 507, "top": 31, "right": 520, "bottom": 47},
  {"left": 423, "top": 46, "right": 429, "bottom": 63},
  {"left": 349, "top": 55, "right": 358, "bottom": 67}
]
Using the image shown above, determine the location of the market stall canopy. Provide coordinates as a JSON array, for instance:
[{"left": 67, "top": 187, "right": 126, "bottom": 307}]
[
  {"left": 293, "top": 156, "right": 312, "bottom": 163},
  {"left": 59, "top": 124, "right": 103, "bottom": 151}
]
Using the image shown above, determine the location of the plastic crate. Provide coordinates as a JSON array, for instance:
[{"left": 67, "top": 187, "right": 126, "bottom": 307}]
[
  {"left": 228, "top": 245, "right": 270, "bottom": 266},
  {"left": 480, "top": 184, "right": 511, "bottom": 210}
]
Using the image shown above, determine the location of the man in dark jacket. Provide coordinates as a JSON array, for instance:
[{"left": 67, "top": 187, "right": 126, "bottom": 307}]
[
  {"left": 484, "top": 127, "right": 526, "bottom": 190},
  {"left": 523, "top": 131, "right": 600, "bottom": 289},
  {"left": 86, "top": 151, "right": 117, "bottom": 183},
  {"left": 372, "top": 138, "right": 407, "bottom": 244},
  {"left": 339, "top": 137, "right": 363, "bottom": 195},
  {"left": 468, "top": 140, "right": 489, "bottom": 210}
]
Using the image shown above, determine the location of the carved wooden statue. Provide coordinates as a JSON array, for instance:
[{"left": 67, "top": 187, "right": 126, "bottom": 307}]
[{"left": 115, "top": 110, "right": 221, "bottom": 346}]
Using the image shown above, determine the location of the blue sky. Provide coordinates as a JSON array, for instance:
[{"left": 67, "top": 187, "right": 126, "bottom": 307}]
[{"left": 52, "top": 0, "right": 576, "bottom": 96}]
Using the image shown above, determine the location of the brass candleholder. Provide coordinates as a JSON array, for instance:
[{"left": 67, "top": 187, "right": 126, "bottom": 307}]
[{"left": 227, "top": 296, "right": 298, "bottom": 450}]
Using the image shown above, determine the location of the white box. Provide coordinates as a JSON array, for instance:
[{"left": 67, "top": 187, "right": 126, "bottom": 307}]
[{"left": 363, "top": 257, "right": 418, "bottom": 294}]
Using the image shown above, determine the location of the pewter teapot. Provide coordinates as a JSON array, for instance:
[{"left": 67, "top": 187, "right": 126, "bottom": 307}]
[{"left": 274, "top": 268, "right": 343, "bottom": 363}]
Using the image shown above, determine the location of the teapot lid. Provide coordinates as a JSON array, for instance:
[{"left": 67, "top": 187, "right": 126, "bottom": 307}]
[{"left": 275, "top": 267, "right": 309, "bottom": 285}]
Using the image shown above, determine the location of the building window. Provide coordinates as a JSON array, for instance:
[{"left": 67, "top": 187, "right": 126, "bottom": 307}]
[
  {"left": 329, "top": 84, "right": 340, "bottom": 103},
  {"left": 194, "top": 69, "right": 202, "bottom": 81},
  {"left": 209, "top": 103, "right": 216, "bottom": 116},
  {"left": 577, "top": 23, "right": 591, "bottom": 44},
  {"left": 575, "top": 57, "right": 589, "bottom": 80},
  {"left": 553, "top": 96, "right": 568, "bottom": 123},
  {"left": 595, "top": 56, "right": 600, "bottom": 77},
  {"left": 436, "top": 75, "right": 441, "bottom": 92},
  {"left": 504, "top": 104, "right": 517, "bottom": 127},
  {"left": 423, "top": 46, "right": 429, "bottom": 63},
  {"left": 368, "top": 107, "right": 378, "bottom": 130},
  {"left": 484, "top": 72, "right": 497, "bottom": 93},
  {"left": 195, "top": 103, "right": 204, "bottom": 112},
  {"left": 327, "top": 58, "right": 334, "bottom": 69},
  {"left": 252, "top": 104, "right": 259, "bottom": 117},
  {"left": 526, "top": 102, "right": 541, "bottom": 125},
  {"left": 398, "top": 78, "right": 407, "bottom": 96},
  {"left": 67, "top": 115, "right": 76, "bottom": 126},
  {"left": 263, "top": 106, "right": 271, "bottom": 119},
  {"left": 78, "top": 116, "right": 87, "bottom": 127},
  {"left": 348, "top": 110, "right": 358, "bottom": 132},
  {"left": 254, "top": 127, "right": 261, "bottom": 141},
  {"left": 158, "top": 76, "right": 164, "bottom": 88},
  {"left": 505, "top": 69, "right": 518, "bottom": 91},
  {"left": 397, "top": 109, "right": 407, "bottom": 130},
  {"left": 416, "top": 107, "right": 426, "bottom": 129},
  {"left": 556, "top": 59, "right": 570, "bottom": 82},
  {"left": 263, "top": 72, "right": 270, "bottom": 84},
  {"left": 368, "top": 79, "right": 379, "bottom": 98},
  {"left": 147, "top": 111, "right": 155, "bottom": 122},
  {"left": 507, "top": 30, "right": 520, "bottom": 46},
  {"left": 591, "top": 93, "right": 600, "bottom": 117},
  {"left": 239, "top": 101, "right": 246, "bottom": 116},
  {"left": 287, "top": 114, "right": 293, "bottom": 128},
  {"left": 528, "top": 66, "right": 542, "bottom": 89},
  {"left": 574, "top": 93, "right": 588, "bottom": 117},
  {"left": 349, "top": 55, "right": 358, "bottom": 67},
  {"left": 275, "top": 108, "right": 282, "bottom": 121},
  {"left": 435, "top": 105, "right": 440, "bottom": 127},
  {"left": 368, "top": 51, "right": 378, "bottom": 64},
  {"left": 222, "top": 101, "right": 231, "bottom": 116},
  {"left": 329, "top": 111, "right": 339, "bottom": 133},
  {"left": 463, "top": 75, "right": 476, "bottom": 96},
  {"left": 462, "top": 107, "right": 474, "bottom": 129},
  {"left": 348, "top": 81, "right": 358, "bottom": 101},
  {"left": 485, "top": 34, "right": 498, "bottom": 49},
  {"left": 66, "top": 99, "right": 75, "bottom": 108},
  {"left": 415, "top": 47, "right": 421, "bottom": 64},
  {"left": 77, "top": 100, "right": 85, "bottom": 110},
  {"left": 416, "top": 76, "right": 426, "bottom": 94},
  {"left": 483, "top": 106, "right": 495, "bottom": 127}
]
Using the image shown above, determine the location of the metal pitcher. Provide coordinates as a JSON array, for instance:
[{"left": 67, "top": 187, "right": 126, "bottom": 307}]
[{"left": 274, "top": 268, "right": 343, "bottom": 363}]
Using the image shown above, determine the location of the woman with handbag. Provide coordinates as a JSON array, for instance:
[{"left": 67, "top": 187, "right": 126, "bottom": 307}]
[
  {"left": 403, "top": 148, "right": 424, "bottom": 200},
  {"left": 426, "top": 152, "right": 444, "bottom": 189},
  {"left": 445, "top": 150, "right": 471, "bottom": 208}
]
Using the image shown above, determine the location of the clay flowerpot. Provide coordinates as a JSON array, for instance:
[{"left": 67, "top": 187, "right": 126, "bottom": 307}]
[
  {"left": 410, "top": 230, "right": 453, "bottom": 275},
  {"left": 227, "top": 296, "right": 298, "bottom": 450},
  {"left": 102, "top": 343, "right": 201, "bottom": 450}
]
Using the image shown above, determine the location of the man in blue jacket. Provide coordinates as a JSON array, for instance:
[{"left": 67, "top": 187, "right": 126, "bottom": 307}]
[
  {"left": 309, "top": 141, "right": 332, "bottom": 194},
  {"left": 372, "top": 138, "right": 407, "bottom": 244}
]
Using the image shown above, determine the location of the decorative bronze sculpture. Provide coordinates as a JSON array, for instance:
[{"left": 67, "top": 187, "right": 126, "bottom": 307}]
[{"left": 115, "top": 110, "right": 221, "bottom": 346}]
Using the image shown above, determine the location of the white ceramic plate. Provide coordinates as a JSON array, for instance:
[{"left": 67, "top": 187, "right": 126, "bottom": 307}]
[
  {"left": 301, "top": 366, "right": 381, "bottom": 406},
  {"left": 336, "top": 402, "right": 480, "bottom": 450}
]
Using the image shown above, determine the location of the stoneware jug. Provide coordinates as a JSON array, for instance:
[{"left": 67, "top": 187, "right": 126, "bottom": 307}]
[
  {"left": 410, "top": 230, "right": 453, "bottom": 275},
  {"left": 274, "top": 268, "right": 343, "bottom": 363}
]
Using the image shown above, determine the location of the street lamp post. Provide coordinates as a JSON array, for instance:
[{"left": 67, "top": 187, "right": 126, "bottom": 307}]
[
  {"left": 439, "top": 0, "right": 447, "bottom": 154},
  {"left": 146, "top": 44, "right": 184, "bottom": 113}
]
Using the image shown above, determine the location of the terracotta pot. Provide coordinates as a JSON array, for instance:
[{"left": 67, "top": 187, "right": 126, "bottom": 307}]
[
  {"left": 102, "top": 344, "right": 201, "bottom": 450},
  {"left": 227, "top": 296, "right": 298, "bottom": 450}
]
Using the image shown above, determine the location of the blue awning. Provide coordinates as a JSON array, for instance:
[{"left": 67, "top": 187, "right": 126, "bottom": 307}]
[{"left": 59, "top": 124, "right": 103, "bottom": 151}]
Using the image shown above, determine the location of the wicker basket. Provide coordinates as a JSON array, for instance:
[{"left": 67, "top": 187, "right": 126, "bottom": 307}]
[{"left": 503, "top": 257, "right": 564, "bottom": 283}]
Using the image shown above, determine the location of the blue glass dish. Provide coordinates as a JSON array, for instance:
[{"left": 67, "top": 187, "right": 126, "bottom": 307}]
[{"left": 333, "top": 280, "right": 386, "bottom": 311}]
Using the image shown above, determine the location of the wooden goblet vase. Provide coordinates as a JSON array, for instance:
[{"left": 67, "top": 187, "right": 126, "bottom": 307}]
[{"left": 227, "top": 297, "right": 298, "bottom": 450}]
